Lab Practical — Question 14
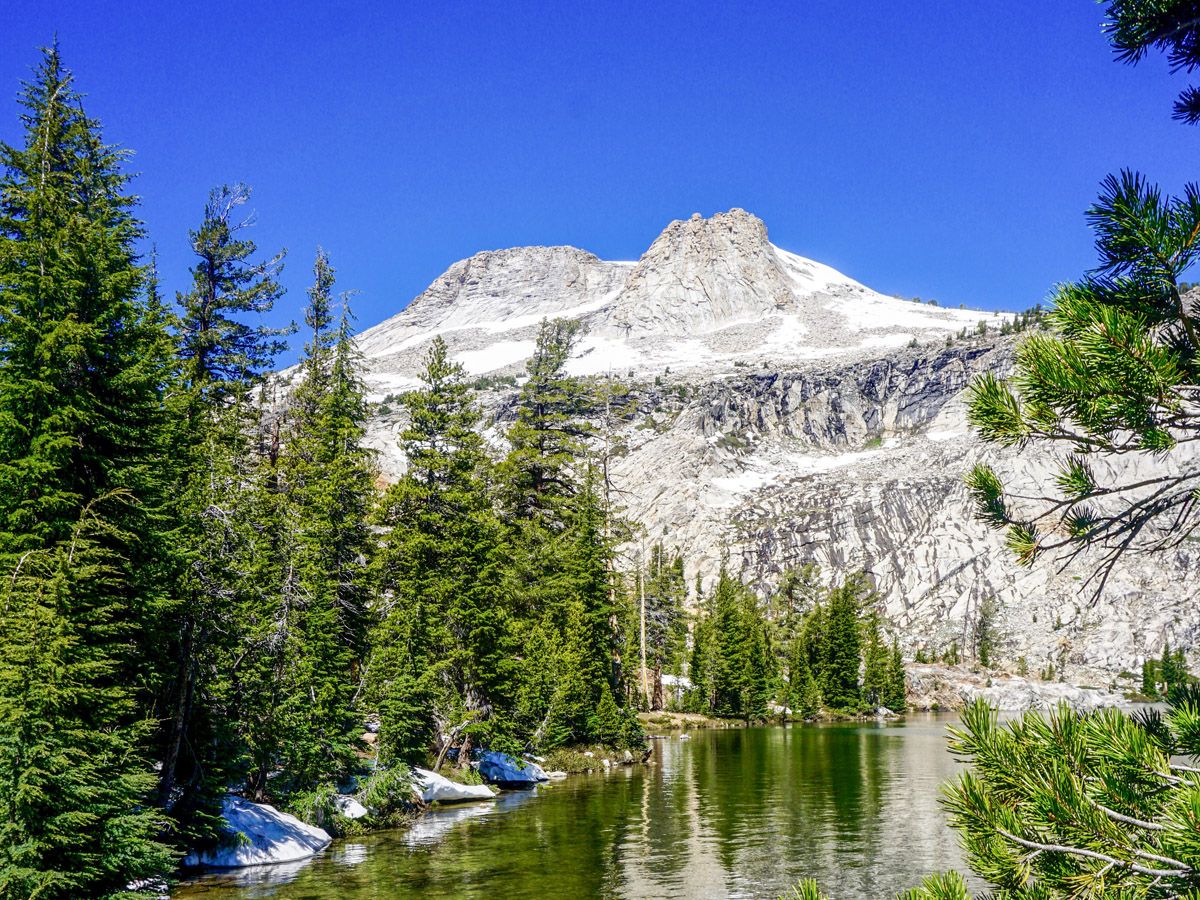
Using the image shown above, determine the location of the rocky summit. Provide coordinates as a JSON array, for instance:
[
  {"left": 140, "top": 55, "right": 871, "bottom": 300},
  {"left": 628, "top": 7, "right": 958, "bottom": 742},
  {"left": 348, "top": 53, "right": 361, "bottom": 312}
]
[{"left": 356, "top": 208, "right": 1198, "bottom": 682}]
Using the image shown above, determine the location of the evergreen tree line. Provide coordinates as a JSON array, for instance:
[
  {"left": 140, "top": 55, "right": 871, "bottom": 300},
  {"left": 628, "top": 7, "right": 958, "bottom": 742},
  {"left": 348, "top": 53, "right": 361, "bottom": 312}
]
[
  {"left": 684, "top": 567, "right": 907, "bottom": 722},
  {"left": 0, "top": 47, "right": 642, "bottom": 898},
  {"left": 1140, "top": 640, "right": 1193, "bottom": 698}
]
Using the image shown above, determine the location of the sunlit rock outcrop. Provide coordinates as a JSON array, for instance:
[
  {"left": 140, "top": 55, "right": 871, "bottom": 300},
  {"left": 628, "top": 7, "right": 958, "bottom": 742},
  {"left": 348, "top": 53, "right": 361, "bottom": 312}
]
[{"left": 353, "top": 209, "right": 1198, "bottom": 682}]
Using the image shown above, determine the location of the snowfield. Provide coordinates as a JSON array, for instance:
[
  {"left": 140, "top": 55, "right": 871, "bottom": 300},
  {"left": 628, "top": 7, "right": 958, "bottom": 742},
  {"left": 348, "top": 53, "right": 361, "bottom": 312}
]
[{"left": 354, "top": 209, "right": 1015, "bottom": 386}]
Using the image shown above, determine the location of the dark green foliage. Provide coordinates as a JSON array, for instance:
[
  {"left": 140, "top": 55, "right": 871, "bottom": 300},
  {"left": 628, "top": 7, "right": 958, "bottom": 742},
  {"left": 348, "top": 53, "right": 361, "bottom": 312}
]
[
  {"left": 935, "top": 695, "right": 1200, "bottom": 896},
  {"left": 232, "top": 251, "right": 373, "bottom": 801},
  {"left": 861, "top": 613, "right": 889, "bottom": 709},
  {"left": 965, "top": 9, "right": 1200, "bottom": 591},
  {"left": 500, "top": 318, "right": 591, "bottom": 523},
  {"left": 1106, "top": 0, "right": 1200, "bottom": 122},
  {"left": 883, "top": 639, "right": 907, "bottom": 712},
  {"left": 773, "top": 572, "right": 906, "bottom": 719},
  {"left": 786, "top": 638, "right": 821, "bottom": 720},
  {"left": 1162, "top": 640, "right": 1177, "bottom": 695},
  {"left": 534, "top": 475, "right": 621, "bottom": 747},
  {"left": 588, "top": 683, "right": 624, "bottom": 748},
  {"left": 974, "top": 597, "right": 997, "bottom": 668},
  {"left": 492, "top": 320, "right": 640, "bottom": 751},
  {"left": 821, "top": 577, "right": 865, "bottom": 710},
  {"left": 275, "top": 254, "right": 374, "bottom": 790},
  {"left": 353, "top": 765, "right": 415, "bottom": 828},
  {"left": 1159, "top": 643, "right": 1191, "bottom": 697},
  {"left": 0, "top": 46, "right": 176, "bottom": 894},
  {"left": 689, "top": 569, "right": 774, "bottom": 722},
  {"left": 176, "top": 184, "right": 291, "bottom": 402},
  {"left": 1143, "top": 657, "right": 1158, "bottom": 697},
  {"left": 366, "top": 320, "right": 636, "bottom": 765},
  {"left": 156, "top": 178, "right": 294, "bottom": 837},
  {"left": 369, "top": 336, "right": 514, "bottom": 763},
  {"left": 0, "top": 513, "right": 176, "bottom": 898}
]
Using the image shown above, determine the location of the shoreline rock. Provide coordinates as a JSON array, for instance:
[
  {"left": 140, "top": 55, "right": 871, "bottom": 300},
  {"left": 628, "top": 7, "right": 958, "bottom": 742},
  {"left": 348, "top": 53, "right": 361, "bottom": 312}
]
[
  {"left": 412, "top": 767, "right": 497, "bottom": 804},
  {"left": 906, "top": 664, "right": 1125, "bottom": 712},
  {"left": 477, "top": 751, "right": 550, "bottom": 788},
  {"left": 182, "top": 796, "right": 331, "bottom": 869}
]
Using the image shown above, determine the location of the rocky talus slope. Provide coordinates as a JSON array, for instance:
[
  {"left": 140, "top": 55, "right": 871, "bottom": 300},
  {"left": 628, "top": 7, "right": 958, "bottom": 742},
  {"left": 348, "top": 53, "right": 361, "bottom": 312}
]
[{"left": 355, "top": 209, "right": 1199, "bottom": 684}]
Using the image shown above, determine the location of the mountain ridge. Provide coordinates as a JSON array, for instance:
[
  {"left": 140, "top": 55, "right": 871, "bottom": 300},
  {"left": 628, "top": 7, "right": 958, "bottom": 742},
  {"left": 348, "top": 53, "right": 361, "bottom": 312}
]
[
  {"left": 354, "top": 208, "right": 1009, "bottom": 397},
  {"left": 353, "top": 209, "right": 1197, "bottom": 682}
]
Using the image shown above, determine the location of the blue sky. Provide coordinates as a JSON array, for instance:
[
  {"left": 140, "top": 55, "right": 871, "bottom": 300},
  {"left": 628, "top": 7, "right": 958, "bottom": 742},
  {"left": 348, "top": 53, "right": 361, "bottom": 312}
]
[{"left": 4, "top": 1, "right": 1198, "bottom": 363}]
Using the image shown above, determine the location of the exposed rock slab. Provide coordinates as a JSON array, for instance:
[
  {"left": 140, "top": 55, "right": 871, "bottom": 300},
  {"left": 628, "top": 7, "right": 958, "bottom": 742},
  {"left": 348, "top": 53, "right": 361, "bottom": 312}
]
[
  {"left": 182, "top": 796, "right": 331, "bottom": 869},
  {"left": 906, "top": 665, "right": 1125, "bottom": 712},
  {"left": 413, "top": 767, "right": 497, "bottom": 804},
  {"left": 348, "top": 209, "right": 1200, "bottom": 682},
  {"left": 477, "top": 751, "right": 550, "bottom": 788}
]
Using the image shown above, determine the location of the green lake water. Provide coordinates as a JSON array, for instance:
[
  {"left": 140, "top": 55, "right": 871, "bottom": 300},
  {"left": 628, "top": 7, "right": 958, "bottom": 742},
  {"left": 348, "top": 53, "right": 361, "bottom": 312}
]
[{"left": 175, "top": 715, "right": 972, "bottom": 899}]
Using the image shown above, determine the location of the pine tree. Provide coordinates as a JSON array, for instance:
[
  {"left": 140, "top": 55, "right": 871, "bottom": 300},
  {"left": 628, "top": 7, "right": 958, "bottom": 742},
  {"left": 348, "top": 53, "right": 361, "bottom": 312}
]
[
  {"left": 158, "top": 181, "right": 293, "bottom": 835},
  {"left": 703, "top": 569, "right": 772, "bottom": 722},
  {"left": 821, "top": 577, "right": 864, "bottom": 711},
  {"left": 588, "top": 683, "right": 623, "bottom": 747},
  {"left": 974, "top": 597, "right": 997, "bottom": 668},
  {"left": 933, "top": 694, "right": 1200, "bottom": 897},
  {"left": 0, "top": 46, "right": 175, "bottom": 894},
  {"left": 1162, "top": 640, "right": 1177, "bottom": 696},
  {"left": 533, "top": 471, "right": 629, "bottom": 747},
  {"left": 740, "top": 592, "right": 773, "bottom": 722},
  {"left": 710, "top": 568, "right": 748, "bottom": 718},
  {"left": 176, "top": 184, "right": 290, "bottom": 403},
  {"left": 500, "top": 318, "right": 590, "bottom": 520},
  {"left": 226, "top": 251, "right": 374, "bottom": 801},
  {"left": 499, "top": 317, "right": 591, "bottom": 622},
  {"left": 369, "top": 337, "right": 514, "bottom": 764},
  {"left": 883, "top": 639, "right": 907, "bottom": 712},
  {"left": 494, "top": 320, "right": 637, "bottom": 748},
  {"left": 1174, "top": 648, "right": 1190, "bottom": 690},
  {"left": 0, "top": 512, "right": 176, "bottom": 898},
  {"left": 277, "top": 253, "right": 374, "bottom": 790},
  {"left": 771, "top": 563, "right": 822, "bottom": 669},
  {"left": 1142, "top": 657, "right": 1158, "bottom": 697},
  {"left": 800, "top": 601, "right": 829, "bottom": 692},
  {"left": 687, "top": 599, "right": 716, "bottom": 714},
  {"left": 963, "top": 8, "right": 1200, "bottom": 591},
  {"left": 964, "top": 133, "right": 1200, "bottom": 587},
  {"left": 787, "top": 637, "right": 821, "bottom": 720},
  {"left": 861, "top": 613, "right": 889, "bottom": 709}
]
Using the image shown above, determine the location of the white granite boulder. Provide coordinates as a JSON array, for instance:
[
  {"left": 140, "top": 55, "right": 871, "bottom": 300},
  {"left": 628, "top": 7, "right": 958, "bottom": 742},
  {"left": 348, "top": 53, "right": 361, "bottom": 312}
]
[
  {"left": 183, "top": 796, "right": 331, "bottom": 868},
  {"left": 412, "top": 767, "right": 496, "bottom": 804},
  {"left": 334, "top": 794, "right": 369, "bottom": 820},
  {"left": 476, "top": 751, "right": 549, "bottom": 787}
]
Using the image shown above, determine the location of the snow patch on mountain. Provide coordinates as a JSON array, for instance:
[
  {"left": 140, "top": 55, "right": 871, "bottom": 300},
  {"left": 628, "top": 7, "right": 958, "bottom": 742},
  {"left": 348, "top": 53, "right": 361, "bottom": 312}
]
[
  {"left": 354, "top": 208, "right": 1013, "bottom": 397},
  {"left": 345, "top": 209, "right": 1200, "bottom": 682}
]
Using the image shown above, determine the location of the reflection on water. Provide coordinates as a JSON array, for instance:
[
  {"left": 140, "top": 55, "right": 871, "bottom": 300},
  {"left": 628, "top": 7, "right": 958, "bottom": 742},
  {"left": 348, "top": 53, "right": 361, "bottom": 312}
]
[
  {"left": 175, "top": 715, "right": 970, "bottom": 899},
  {"left": 402, "top": 800, "right": 496, "bottom": 846}
]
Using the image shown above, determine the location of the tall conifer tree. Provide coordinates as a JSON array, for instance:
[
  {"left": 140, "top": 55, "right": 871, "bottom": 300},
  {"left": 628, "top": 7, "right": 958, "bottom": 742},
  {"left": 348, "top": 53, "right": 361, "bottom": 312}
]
[
  {"left": 232, "top": 250, "right": 373, "bottom": 800},
  {"left": 0, "top": 46, "right": 175, "bottom": 895},
  {"left": 369, "top": 337, "right": 513, "bottom": 764},
  {"left": 820, "top": 577, "right": 865, "bottom": 711},
  {"left": 158, "top": 183, "right": 292, "bottom": 833}
]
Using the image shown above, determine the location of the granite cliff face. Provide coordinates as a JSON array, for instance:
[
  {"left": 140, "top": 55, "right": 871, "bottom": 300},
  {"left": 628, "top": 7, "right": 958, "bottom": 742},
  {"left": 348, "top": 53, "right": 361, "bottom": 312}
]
[{"left": 356, "top": 209, "right": 1198, "bottom": 682}]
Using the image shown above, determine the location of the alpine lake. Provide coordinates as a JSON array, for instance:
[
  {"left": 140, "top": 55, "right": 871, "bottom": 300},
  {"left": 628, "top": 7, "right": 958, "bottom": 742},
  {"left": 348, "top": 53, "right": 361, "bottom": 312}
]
[{"left": 174, "top": 714, "right": 974, "bottom": 899}]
